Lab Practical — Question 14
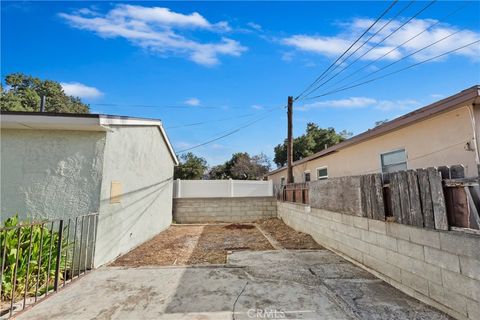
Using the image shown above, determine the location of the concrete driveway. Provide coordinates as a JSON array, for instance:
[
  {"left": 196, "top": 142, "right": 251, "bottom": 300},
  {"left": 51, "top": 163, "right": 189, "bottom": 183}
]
[{"left": 16, "top": 250, "right": 451, "bottom": 320}]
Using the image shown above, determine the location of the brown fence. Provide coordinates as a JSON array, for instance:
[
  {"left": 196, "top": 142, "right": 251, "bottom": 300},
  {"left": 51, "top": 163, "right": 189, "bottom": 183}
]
[
  {"left": 282, "top": 183, "right": 309, "bottom": 204},
  {"left": 280, "top": 164, "right": 480, "bottom": 231}
]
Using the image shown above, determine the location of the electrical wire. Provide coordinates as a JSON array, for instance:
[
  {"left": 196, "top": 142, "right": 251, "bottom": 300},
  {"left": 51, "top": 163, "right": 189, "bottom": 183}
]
[
  {"left": 321, "top": 0, "right": 470, "bottom": 93},
  {"left": 304, "top": 39, "right": 480, "bottom": 100},
  {"left": 176, "top": 106, "right": 284, "bottom": 153},
  {"left": 322, "top": 27, "right": 464, "bottom": 93},
  {"left": 294, "top": 0, "right": 399, "bottom": 101},
  {"left": 90, "top": 103, "right": 254, "bottom": 110},
  {"left": 299, "top": 0, "right": 416, "bottom": 100},
  {"left": 166, "top": 109, "right": 275, "bottom": 129},
  {"left": 300, "top": 0, "right": 438, "bottom": 99}
]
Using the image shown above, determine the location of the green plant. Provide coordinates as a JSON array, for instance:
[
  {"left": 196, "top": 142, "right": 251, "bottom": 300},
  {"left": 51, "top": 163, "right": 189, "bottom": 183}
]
[{"left": 1, "top": 215, "right": 70, "bottom": 301}]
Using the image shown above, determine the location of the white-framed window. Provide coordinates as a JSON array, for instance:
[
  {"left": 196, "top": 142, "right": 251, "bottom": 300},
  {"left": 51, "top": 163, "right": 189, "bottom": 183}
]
[
  {"left": 316, "top": 166, "right": 328, "bottom": 180},
  {"left": 380, "top": 149, "right": 407, "bottom": 173},
  {"left": 280, "top": 176, "right": 286, "bottom": 187},
  {"left": 304, "top": 171, "right": 311, "bottom": 182}
]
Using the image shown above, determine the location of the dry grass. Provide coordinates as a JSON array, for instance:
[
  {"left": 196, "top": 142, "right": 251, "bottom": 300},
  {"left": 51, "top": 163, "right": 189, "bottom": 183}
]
[
  {"left": 255, "top": 218, "right": 323, "bottom": 250},
  {"left": 112, "top": 219, "right": 322, "bottom": 267},
  {"left": 111, "top": 224, "right": 273, "bottom": 266}
]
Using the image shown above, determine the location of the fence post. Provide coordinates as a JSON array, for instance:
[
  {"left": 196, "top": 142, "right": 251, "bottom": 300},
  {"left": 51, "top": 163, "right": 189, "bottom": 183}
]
[
  {"left": 53, "top": 220, "right": 64, "bottom": 292},
  {"left": 229, "top": 179, "right": 234, "bottom": 197},
  {"left": 176, "top": 179, "right": 181, "bottom": 198},
  {"left": 268, "top": 180, "right": 273, "bottom": 196}
]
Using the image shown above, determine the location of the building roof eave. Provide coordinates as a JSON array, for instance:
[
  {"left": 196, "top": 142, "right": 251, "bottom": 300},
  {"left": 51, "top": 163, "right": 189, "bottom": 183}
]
[{"left": 267, "top": 85, "right": 480, "bottom": 177}]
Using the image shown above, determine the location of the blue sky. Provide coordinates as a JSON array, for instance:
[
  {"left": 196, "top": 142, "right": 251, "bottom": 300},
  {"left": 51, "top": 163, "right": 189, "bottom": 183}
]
[{"left": 2, "top": 1, "right": 480, "bottom": 166}]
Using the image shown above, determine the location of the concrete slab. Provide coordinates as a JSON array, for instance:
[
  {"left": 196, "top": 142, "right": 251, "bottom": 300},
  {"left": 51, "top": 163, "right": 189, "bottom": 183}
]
[{"left": 16, "top": 250, "right": 451, "bottom": 320}]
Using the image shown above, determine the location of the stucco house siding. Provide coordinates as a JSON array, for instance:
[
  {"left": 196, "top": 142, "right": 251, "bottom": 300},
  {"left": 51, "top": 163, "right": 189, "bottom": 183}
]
[
  {"left": 94, "top": 125, "right": 175, "bottom": 266},
  {"left": 0, "top": 129, "right": 106, "bottom": 222},
  {"left": 269, "top": 103, "right": 478, "bottom": 186}
]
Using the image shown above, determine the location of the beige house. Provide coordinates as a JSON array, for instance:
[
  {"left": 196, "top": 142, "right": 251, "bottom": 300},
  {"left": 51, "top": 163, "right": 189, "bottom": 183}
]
[{"left": 267, "top": 85, "right": 480, "bottom": 187}]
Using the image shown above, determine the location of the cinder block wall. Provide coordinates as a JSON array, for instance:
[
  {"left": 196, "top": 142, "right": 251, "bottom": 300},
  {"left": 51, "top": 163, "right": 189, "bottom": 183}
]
[
  {"left": 278, "top": 201, "right": 480, "bottom": 320},
  {"left": 173, "top": 197, "right": 277, "bottom": 223}
]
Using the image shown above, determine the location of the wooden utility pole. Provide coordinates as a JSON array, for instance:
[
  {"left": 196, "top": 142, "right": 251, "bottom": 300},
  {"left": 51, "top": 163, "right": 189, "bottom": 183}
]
[{"left": 287, "top": 96, "right": 294, "bottom": 184}]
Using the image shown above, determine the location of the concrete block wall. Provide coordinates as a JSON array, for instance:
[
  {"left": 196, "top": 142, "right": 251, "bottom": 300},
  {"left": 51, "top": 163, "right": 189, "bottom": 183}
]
[
  {"left": 173, "top": 197, "right": 277, "bottom": 223},
  {"left": 277, "top": 201, "right": 480, "bottom": 320}
]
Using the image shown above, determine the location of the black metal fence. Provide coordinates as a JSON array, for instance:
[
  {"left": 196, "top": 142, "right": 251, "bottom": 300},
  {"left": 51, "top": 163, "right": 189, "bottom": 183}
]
[{"left": 0, "top": 213, "right": 98, "bottom": 318}]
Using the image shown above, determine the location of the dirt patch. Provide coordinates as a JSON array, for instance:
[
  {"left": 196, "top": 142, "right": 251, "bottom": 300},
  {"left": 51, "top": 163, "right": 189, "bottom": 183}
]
[
  {"left": 224, "top": 223, "right": 255, "bottom": 230},
  {"left": 255, "top": 218, "right": 323, "bottom": 250},
  {"left": 111, "top": 224, "right": 273, "bottom": 266}
]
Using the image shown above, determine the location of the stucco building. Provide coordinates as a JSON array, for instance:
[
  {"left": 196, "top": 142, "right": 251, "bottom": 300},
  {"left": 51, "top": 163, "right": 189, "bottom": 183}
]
[
  {"left": 0, "top": 112, "right": 178, "bottom": 266},
  {"left": 267, "top": 85, "right": 480, "bottom": 188}
]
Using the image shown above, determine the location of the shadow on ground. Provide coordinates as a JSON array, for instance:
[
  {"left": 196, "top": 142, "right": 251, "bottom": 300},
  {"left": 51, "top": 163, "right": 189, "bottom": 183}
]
[{"left": 15, "top": 220, "right": 453, "bottom": 320}]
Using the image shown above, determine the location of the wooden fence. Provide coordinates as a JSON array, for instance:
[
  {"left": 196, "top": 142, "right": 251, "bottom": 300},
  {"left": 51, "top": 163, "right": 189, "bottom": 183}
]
[
  {"left": 282, "top": 183, "right": 309, "bottom": 204},
  {"left": 362, "top": 168, "right": 447, "bottom": 230},
  {"left": 281, "top": 165, "right": 480, "bottom": 231}
]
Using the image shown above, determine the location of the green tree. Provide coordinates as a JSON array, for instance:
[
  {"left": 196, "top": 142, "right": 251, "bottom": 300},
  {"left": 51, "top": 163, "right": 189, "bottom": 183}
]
[
  {"left": 174, "top": 153, "right": 208, "bottom": 180},
  {"left": 273, "top": 123, "right": 352, "bottom": 167},
  {"left": 0, "top": 73, "right": 90, "bottom": 113},
  {"left": 207, "top": 152, "right": 271, "bottom": 180}
]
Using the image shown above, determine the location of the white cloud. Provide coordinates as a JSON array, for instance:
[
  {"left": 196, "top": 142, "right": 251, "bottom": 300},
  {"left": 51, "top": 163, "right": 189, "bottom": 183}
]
[
  {"left": 60, "top": 82, "right": 103, "bottom": 99},
  {"left": 283, "top": 18, "right": 480, "bottom": 63},
  {"left": 297, "top": 96, "right": 419, "bottom": 111},
  {"left": 247, "top": 22, "right": 262, "bottom": 31},
  {"left": 59, "top": 5, "right": 246, "bottom": 66},
  {"left": 185, "top": 97, "right": 201, "bottom": 106}
]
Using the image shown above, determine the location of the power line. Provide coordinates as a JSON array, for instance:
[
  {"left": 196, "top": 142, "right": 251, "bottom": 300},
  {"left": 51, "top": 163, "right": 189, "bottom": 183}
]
[
  {"left": 90, "top": 103, "right": 253, "bottom": 110},
  {"left": 321, "top": 27, "right": 464, "bottom": 94},
  {"left": 166, "top": 109, "right": 271, "bottom": 129},
  {"left": 176, "top": 106, "right": 284, "bottom": 153},
  {"left": 320, "top": 0, "right": 469, "bottom": 93},
  {"left": 303, "top": 39, "right": 480, "bottom": 100},
  {"left": 294, "top": 0, "right": 399, "bottom": 101},
  {"left": 301, "top": 0, "right": 437, "bottom": 99},
  {"left": 300, "top": 0, "right": 416, "bottom": 100}
]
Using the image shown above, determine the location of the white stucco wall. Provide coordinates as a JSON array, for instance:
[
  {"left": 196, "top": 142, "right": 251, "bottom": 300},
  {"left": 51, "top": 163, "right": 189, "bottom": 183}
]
[
  {"left": 94, "top": 125, "right": 175, "bottom": 267},
  {"left": 0, "top": 129, "right": 106, "bottom": 223}
]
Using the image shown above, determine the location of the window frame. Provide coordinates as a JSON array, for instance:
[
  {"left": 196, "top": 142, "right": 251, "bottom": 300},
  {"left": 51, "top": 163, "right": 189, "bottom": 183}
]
[
  {"left": 280, "top": 176, "right": 286, "bottom": 187},
  {"left": 380, "top": 148, "right": 408, "bottom": 173},
  {"left": 303, "top": 170, "right": 311, "bottom": 182},
  {"left": 316, "top": 166, "right": 328, "bottom": 180}
]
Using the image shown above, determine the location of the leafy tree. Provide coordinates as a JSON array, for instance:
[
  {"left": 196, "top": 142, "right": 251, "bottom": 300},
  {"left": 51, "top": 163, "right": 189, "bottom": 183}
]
[
  {"left": 273, "top": 123, "right": 352, "bottom": 167},
  {"left": 207, "top": 152, "right": 271, "bottom": 180},
  {"left": 174, "top": 152, "right": 208, "bottom": 180},
  {"left": 208, "top": 164, "right": 230, "bottom": 180},
  {"left": 0, "top": 73, "right": 90, "bottom": 113}
]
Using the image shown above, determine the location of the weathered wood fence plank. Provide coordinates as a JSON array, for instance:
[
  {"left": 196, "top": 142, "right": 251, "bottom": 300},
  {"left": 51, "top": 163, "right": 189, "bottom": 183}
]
[
  {"left": 407, "top": 170, "right": 423, "bottom": 227},
  {"left": 398, "top": 171, "right": 411, "bottom": 225},
  {"left": 373, "top": 173, "right": 386, "bottom": 221},
  {"left": 390, "top": 173, "right": 402, "bottom": 224},
  {"left": 427, "top": 167, "right": 449, "bottom": 230},
  {"left": 417, "top": 168, "right": 435, "bottom": 229}
]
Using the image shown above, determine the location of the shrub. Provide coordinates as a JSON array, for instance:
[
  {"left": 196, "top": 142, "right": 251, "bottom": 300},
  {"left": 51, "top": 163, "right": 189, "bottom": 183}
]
[{"left": 1, "top": 215, "right": 69, "bottom": 301}]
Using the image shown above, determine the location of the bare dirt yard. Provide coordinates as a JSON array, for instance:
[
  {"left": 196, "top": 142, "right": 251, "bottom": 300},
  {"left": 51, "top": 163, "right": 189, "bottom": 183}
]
[
  {"left": 255, "top": 218, "right": 322, "bottom": 249},
  {"left": 18, "top": 218, "right": 452, "bottom": 320},
  {"left": 111, "top": 218, "right": 320, "bottom": 266}
]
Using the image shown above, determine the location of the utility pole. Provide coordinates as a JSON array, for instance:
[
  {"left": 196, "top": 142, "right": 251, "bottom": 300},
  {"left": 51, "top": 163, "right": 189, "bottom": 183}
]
[
  {"left": 287, "top": 96, "right": 294, "bottom": 184},
  {"left": 40, "top": 95, "right": 46, "bottom": 112}
]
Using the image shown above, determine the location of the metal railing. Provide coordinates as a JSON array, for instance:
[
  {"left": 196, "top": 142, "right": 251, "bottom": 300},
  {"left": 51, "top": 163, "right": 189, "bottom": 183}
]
[{"left": 0, "top": 213, "right": 98, "bottom": 318}]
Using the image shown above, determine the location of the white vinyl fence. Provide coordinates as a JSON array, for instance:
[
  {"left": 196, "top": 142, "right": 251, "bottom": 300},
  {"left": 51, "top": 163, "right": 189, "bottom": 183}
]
[{"left": 173, "top": 179, "right": 273, "bottom": 198}]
